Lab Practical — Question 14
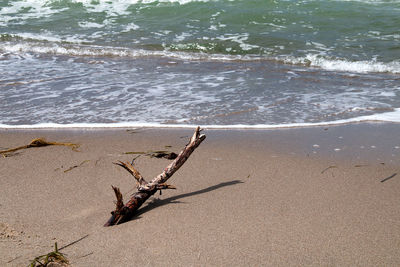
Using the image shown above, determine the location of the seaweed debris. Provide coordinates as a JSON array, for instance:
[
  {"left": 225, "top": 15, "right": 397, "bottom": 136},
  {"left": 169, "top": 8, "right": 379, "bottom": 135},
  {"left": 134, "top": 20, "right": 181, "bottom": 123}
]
[
  {"left": 125, "top": 150, "right": 178, "bottom": 160},
  {"left": 29, "top": 234, "right": 89, "bottom": 266},
  {"left": 30, "top": 242, "right": 69, "bottom": 267},
  {"left": 0, "top": 138, "right": 79, "bottom": 156},
  {"left": 63, "top": 160, "right": 90, "bottom": 173}
]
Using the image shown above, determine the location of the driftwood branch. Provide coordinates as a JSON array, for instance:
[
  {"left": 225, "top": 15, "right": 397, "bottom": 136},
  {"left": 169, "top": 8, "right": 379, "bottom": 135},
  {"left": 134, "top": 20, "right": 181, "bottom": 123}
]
[
  {"left": 105, "top": 126, "right": 206, "bottom": 226},
  {"left": 114, "top": 161, "right": 147, "bottom": 187}
]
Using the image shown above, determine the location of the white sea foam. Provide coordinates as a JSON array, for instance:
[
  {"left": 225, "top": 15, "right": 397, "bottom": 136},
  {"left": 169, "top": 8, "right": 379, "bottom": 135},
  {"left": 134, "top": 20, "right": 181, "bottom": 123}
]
[
  {"left": 1, "top": 34, "right": 400, "bottom": 74},
  {"left": 0, "top": 41, "right": 252, "bottom": 61},
  {"left": 339, "top": 0, "right": 400, "bottom": 4},
  {"left": 0, "top": 0, "right": 59, "bottom": 20},
  {"left": 142, "top": 0, "right": 211, "bottom": 4},
  {"left": 216, "top": 33, "right": 260, "bottom": 51},
  {"left": 0, "top": 0, "right": 213, "bottom": 27},
  {"left": 78, "top": 22, "right": 105, "bottom": 29},
  {"left": 1, "top": 108, "right": 400, "bottom": 129},
  {"left": 281, "top": 54, "right": 400, "bottom": 74},
  {"left": 121, "top": 23, "right": 140, "bottom": 32}
]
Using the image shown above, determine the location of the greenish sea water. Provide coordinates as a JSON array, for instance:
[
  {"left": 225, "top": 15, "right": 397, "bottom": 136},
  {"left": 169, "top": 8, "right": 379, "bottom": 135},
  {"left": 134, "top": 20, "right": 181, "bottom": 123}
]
[{"left": 1, "top": 0, "right": 400, "bottom": 127}]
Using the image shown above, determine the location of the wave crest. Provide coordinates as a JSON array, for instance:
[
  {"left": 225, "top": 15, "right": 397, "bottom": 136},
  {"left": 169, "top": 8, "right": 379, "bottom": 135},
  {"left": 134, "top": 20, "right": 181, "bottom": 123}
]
[
  {"left": 1, "top": 108, "right": 400, "bottom": 130},
  {"left": 280, "top": 54, "right": 400, "bottom": 74},
  {"left": 2, "top": 37, "right": 400, "bottom": 75}
]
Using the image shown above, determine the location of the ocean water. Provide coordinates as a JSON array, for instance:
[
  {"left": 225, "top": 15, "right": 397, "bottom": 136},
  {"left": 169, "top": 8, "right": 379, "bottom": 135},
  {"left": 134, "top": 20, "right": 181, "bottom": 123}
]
[{"left": 1, "top": 0, "right": 400, "bottom": 128}]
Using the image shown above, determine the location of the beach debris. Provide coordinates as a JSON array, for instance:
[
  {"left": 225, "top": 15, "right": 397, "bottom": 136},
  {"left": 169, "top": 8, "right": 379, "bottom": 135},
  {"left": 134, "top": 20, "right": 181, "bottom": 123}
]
[
  {"left": 77, "top": 252, "right": 94, "bottom": 259},
  {"left": 1, "top": 150, "right": 19, "bottom": 158},
  {"left": 30, "top": 242, "right": 69, "bottom": 267},
  {"left": 0, "top": 222, "right": 19, "bottom": 239},
  {"left": 58, "top": 234, "right": 89, "bottom": 251},
  {"left": 29, "top": 234, "right": 88, "bottom": 267},
  {"left": 380, "top": 173, "right": 397, "bottom": 183},
  {"left": 321, "top": 165, "right": 337, "bottom": 174},
  {"left": 126, "top": 128, "right": 149, "bottom": 134},
  {"left": 125, "top": 150, "right": 178, "bottom": 160},
  {"left": 126, "top": 129, "right": 138, "bottom": 134},
  {"left": 151, "top": 151, "right": 178, "bottom": 159},
  {"left": 0, "top": 138, "right": 79, "bottom": 156},
  {"left": 7, "top": 255, "right": 22, "bottom": 264},
  {"left": 63, "top": 160, "right": 90, "bottom": 173},
  {"left": 354, "top": 164, "right": 369, "bottom": 167},
  {"left": 105, "top": 126, "right": 206, "bottom": 226}
]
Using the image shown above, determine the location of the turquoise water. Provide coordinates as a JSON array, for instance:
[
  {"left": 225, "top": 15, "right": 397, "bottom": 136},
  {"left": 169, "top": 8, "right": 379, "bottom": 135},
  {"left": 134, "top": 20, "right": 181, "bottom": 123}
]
[{"left": 1, "top": 0, "right": 400, "bottom": 127}]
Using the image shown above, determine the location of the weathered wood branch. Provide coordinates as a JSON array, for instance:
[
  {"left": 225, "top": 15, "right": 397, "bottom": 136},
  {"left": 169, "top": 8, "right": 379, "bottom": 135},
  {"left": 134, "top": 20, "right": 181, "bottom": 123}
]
[
  {"left": 114, "top": 161, "right": 147, "bottom": 187},
  {"left": 112, "top": 186, "right": 124, "bottom": 212},
  {"left": 105, "top": 126, "right": 206, "bottom": 226}
]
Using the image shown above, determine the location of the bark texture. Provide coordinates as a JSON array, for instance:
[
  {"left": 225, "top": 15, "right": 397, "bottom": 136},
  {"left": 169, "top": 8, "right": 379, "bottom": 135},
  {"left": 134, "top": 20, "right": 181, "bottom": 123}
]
[{"left": 105, "top": 126, "right": 206, "bottom": 226}]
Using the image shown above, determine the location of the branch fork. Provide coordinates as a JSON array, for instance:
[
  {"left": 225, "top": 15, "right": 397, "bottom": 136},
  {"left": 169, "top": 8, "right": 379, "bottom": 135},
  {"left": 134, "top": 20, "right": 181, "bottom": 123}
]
[{"left": 105, "top": 126, "right": 206, "bottom": 226}]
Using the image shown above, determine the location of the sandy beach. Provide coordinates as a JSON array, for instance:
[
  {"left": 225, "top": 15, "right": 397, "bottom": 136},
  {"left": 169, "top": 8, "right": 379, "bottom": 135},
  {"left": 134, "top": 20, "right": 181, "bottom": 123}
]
[{"left": 1, "top": 123, "right": 400, "bottom": 266}]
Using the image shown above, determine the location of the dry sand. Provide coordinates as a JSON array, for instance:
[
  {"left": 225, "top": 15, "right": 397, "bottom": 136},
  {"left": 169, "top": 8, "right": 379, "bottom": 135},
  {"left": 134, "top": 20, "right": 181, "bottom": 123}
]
[{"left": 1, "top": 123, "right": 400, "bottom": 266}]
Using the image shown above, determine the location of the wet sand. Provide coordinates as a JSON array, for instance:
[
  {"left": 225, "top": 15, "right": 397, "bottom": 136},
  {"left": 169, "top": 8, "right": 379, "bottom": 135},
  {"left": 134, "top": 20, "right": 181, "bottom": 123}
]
[{"left": 1, "top": 123, "right": 400, "bottom": 266}]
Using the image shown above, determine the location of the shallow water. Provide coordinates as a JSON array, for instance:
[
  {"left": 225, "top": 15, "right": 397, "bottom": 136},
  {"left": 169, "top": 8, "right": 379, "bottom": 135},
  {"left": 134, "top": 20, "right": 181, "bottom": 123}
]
[{"left": 1, "top": 0, "right": 400, "bottom": 128}]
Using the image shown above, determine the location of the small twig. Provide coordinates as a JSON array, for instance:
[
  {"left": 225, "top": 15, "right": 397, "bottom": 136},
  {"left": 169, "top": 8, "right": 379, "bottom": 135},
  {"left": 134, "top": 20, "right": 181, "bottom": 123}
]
[
  {"left": 58, "top": 234, "right": 90, "bottom": 251},
  {"left": 321, "top": 165, "right": 337, "bottom": 174},
  {"left": 380, "top": 173, "right": 397, "bottom": 183},
  {"left": 156, "top": 183, "right": 177, "bottom": 190},
  {"left": 131, "top": 155, "right": 141, "bottom": 165},
  {"left": 124, "top": 150, "right": 178, "bottom": 160},
  {"left": 7, "top": 255, "right": 21, "bottom": 263},
  {"left": 114, "top": 161, "right": 147, "bottom": 186},
  {"left": 64, "top": 160, "right": 90, "bottom": 173},
  {"left": 111, "top": 186, "right": 124, "bottom": 214},
  {"left": 77, "top": 252, "right": 94, "bottom": 259}
]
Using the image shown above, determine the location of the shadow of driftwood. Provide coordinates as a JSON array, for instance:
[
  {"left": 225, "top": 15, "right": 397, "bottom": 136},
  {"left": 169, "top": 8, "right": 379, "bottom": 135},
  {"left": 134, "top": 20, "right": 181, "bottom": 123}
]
[{"left": 129, "top": 180, "right": 243, "bottom": 221}]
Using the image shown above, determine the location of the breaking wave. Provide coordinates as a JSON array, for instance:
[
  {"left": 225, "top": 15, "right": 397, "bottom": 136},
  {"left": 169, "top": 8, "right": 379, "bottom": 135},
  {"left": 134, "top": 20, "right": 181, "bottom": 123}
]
[
  {"left": 1, "top": 108, "right": 400, "bottom": 129},
  {"left": 1, "top": 36, "right": 400, "bottom": 74}
]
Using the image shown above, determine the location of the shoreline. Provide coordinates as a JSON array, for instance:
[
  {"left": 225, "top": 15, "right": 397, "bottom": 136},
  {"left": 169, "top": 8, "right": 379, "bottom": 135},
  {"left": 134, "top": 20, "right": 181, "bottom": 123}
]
[
  {"left": 1, "top": 115, "right": 400, "bottom": 130},
  {"left": 1, "top": 123, "right": 400, "bottom": 266},
  {"left": 1, "top": 122, "right": 400, "bottom": 164}
]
